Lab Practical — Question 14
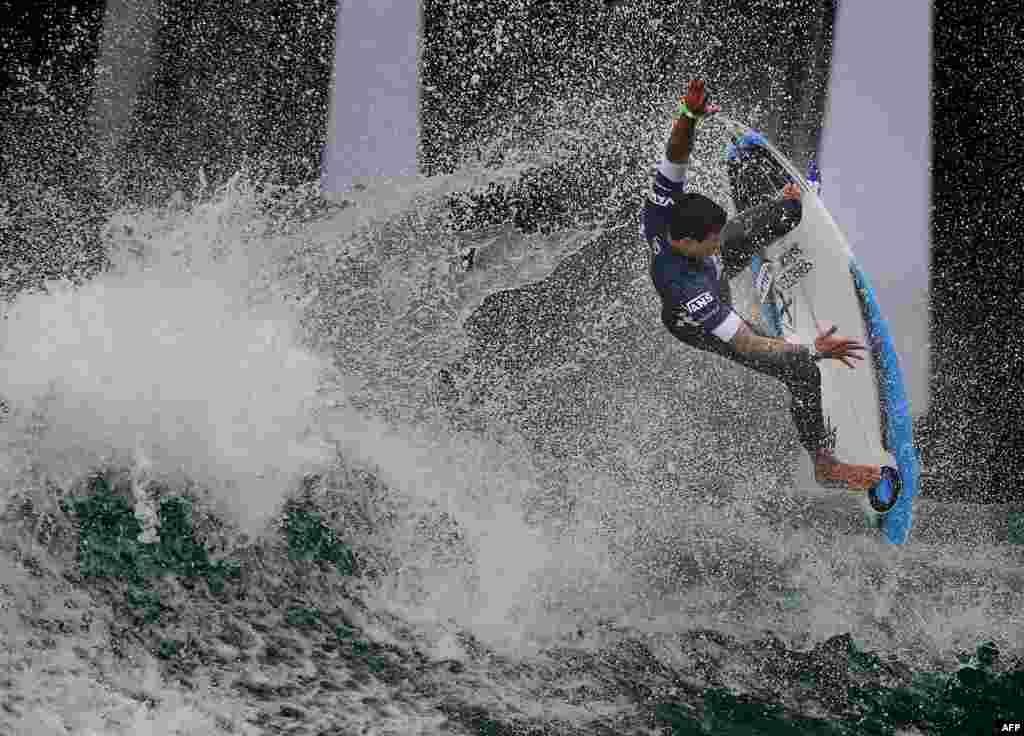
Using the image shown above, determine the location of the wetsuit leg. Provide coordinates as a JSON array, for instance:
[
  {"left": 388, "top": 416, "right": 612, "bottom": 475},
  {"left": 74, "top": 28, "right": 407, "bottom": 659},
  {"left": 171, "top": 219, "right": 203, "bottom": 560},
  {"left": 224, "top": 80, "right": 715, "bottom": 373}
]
[{"left": 662, "top": 311, "right": 827, "bottom": 453}]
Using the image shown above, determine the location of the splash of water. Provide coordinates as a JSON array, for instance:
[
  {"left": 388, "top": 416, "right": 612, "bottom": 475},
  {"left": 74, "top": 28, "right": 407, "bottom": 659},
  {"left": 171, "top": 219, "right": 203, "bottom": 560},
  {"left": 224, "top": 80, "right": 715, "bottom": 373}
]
[
  {"left": 1, "top": 124, "right": 1021, "bottom": 671},
  {"left": 0, "top": 175, "right": 335, "bottom": 537}
]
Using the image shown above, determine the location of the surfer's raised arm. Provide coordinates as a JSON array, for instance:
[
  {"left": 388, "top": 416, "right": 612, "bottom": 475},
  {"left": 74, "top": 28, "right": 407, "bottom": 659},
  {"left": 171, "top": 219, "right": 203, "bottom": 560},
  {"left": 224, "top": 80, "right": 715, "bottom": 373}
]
[{"left": 664, "top": 80, "right": 721, "bottom": 165}]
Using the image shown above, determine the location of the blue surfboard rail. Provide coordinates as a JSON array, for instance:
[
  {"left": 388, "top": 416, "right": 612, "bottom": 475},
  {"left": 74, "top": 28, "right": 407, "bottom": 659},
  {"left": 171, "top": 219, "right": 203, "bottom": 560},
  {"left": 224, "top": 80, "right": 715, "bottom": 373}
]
[
  {"left": 802, "top": 144, "right": 917, "bottom": 544},
  {"left": 849, "top": 260, "right": 919, "bottom": 544}
]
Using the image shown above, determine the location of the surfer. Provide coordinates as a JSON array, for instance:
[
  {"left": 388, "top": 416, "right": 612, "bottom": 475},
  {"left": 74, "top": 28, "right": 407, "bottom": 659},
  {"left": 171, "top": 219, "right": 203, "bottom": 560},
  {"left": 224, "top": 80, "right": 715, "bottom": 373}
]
[{"left": 641, "top": 79, "right": 883, "bottom": 493}]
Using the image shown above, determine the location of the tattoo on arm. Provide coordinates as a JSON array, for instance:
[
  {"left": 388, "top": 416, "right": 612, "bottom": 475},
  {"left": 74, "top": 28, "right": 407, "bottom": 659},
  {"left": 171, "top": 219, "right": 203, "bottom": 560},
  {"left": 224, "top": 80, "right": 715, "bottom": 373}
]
[{"left": 730, "top": 322, "right": 805, "bottom": 358}]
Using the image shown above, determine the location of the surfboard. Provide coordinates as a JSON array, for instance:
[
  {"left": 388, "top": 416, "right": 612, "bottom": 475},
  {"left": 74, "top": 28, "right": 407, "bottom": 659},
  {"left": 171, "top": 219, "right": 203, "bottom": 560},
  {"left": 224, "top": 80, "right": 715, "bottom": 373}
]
[{"left": 721, "top": 117, "right": 918, "bottom": 545}]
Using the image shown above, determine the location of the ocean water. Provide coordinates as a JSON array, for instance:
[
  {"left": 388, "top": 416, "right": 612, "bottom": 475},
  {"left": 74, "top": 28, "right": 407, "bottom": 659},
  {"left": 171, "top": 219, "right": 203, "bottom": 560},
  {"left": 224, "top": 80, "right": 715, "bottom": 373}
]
[
  {"left": 1, "top": 138, "right": 1021, "bottom": 734},
  {"left": 1, "top": 1, "right": 1020, "bottom": 730}
]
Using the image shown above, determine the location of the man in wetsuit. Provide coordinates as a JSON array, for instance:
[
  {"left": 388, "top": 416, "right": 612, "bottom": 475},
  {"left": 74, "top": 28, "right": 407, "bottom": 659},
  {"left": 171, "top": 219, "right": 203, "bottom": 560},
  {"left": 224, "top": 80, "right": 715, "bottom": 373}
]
[{"left": 641, "top": 79, "right": 884, "bottom": 494}]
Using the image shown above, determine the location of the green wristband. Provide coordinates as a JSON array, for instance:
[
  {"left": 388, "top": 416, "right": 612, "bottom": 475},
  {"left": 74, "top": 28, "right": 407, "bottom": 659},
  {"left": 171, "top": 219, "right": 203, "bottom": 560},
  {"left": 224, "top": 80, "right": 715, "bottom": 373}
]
[{"left": 677, "top": 101, "right": 699, "bottom": 120}]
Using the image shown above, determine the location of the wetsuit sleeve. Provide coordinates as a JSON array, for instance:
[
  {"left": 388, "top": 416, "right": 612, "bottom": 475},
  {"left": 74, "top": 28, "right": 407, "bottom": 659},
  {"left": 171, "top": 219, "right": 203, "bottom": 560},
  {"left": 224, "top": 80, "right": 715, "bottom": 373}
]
[
  {"left": 657, "top": 158, "right": 688, "bottom": 184},
  {"left": 652, "top": 158, "right": 688, "bottom": 200},
  {"left": 644, "top": 158, "right": 687, "bottom": 226},
  {"left": 701, "top": 304, "right": 743, "bottom": 342}
]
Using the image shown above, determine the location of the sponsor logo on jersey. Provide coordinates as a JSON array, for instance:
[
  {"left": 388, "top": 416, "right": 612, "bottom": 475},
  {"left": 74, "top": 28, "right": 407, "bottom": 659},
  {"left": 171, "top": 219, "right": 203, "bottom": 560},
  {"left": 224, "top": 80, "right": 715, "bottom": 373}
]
[
  {"left": 648, "top": 235, "right": 670, "bottom": 256},
  {"left": 685, "top": 291, "right": 715, "bottom": 315},
  {"left": 647, "top": 191, "right": 673, "bottom": 208}
]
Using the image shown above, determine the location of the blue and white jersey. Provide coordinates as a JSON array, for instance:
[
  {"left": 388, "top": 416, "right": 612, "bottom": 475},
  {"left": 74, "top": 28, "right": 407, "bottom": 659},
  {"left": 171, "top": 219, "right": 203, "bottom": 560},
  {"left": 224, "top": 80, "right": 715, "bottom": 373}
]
[{"left": 640, "top": 158, "right": 742, "bottom": 342}]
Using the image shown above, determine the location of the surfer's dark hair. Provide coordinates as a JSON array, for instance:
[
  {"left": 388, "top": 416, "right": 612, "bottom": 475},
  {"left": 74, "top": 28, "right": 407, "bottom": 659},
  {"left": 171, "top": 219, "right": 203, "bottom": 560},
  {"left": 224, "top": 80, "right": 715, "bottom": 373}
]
[{"left": 668, "top": 192, "right": 727, "bottom": 241}]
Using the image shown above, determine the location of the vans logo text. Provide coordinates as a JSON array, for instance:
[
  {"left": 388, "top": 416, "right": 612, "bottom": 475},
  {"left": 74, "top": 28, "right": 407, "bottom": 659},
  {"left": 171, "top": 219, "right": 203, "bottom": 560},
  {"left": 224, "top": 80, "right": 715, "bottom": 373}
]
[{"left": 685, "top": 292, "right": 714, "bottom": 314}]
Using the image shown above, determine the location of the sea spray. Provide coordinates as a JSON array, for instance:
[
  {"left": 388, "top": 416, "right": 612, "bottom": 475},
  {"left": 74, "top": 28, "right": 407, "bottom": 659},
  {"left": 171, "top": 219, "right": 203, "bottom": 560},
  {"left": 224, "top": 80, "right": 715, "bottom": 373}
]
[
  {"left": 1, "top": 154, "right": 1021, "bottom": 674},
  {"left": 0, "top": 176, "right": 334, "bottom": 539},
  {"left": 0, "top": 168, "right": 640, "bottom": 658}
]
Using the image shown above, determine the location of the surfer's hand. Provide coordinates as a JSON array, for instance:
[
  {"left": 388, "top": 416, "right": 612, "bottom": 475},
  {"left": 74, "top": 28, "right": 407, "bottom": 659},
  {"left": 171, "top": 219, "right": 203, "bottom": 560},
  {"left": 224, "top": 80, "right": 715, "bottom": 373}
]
[
  {"left": 781, "top": 182, "right": 801, "bottom": 201},
  {"left": 813, "top": 324, "right": 866, "bottom": 369},
  {"left": 682, "top": 80, "right": 721, "bottom": 117}
]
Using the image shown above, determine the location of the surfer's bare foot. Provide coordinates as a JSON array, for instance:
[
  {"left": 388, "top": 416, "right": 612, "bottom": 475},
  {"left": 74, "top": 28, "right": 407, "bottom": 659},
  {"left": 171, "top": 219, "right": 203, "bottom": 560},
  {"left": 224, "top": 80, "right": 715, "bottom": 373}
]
[{"left": 813, "top": 449, "right": 882, "bottom": 491}]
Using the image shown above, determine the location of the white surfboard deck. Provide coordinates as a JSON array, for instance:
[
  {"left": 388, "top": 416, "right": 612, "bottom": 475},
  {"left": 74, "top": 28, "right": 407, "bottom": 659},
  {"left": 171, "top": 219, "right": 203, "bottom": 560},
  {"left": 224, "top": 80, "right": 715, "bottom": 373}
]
[{"left": 721, "top": 117, "right": 895, "bottom": 471}]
